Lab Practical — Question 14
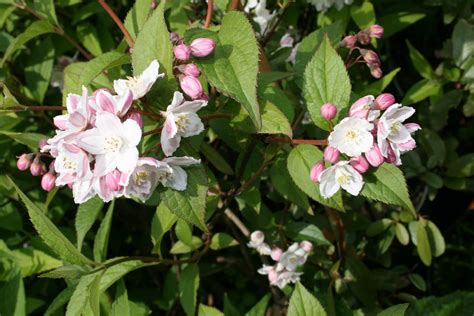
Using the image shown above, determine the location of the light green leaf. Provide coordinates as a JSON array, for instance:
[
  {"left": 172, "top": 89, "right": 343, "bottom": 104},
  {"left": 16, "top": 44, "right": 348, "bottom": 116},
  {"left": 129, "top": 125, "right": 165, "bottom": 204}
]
[
  {"left": 39, "top": 265, "right": 87, "bottom": 280},
  {"left": 170, "top": 237, "right": 203, "bottom": 254},
  {"left": 287, "top": 144, "right": 344, "bottom": 211},
  {"left": 151, "top": 203, "right": 178, "bottom": 255},
  {"left": 259, "top": 101, "right": 292, "bottom": 137},
  {"left": 76, "top": 196, "right": 104, "bottom": 251},
  {"left": 408, "top": 273, "right": 426, "bottom": 292},
  {"left": 24, "top": 37, "right": 55, "bottom": 103},
  {"left": 179, "top": 264, "right": 199, "bottom": 316},
  {"left": 303, "top": 35, "right": 351, "bottom": 131},
  {"left": 452, "top": 19, "right": 474, "bottom": 69},
  {"left": 110, "top": 279, "right": 130, "bottom": 316},
  {"left": 361, "top": 163, "right": 416, "bottom": 216},
  {"left": 286, "top": 222, "right": 331, "bottom": 246},
  {"left": 401, "top": 79, "right": 441, "bottom": 105},
  {"left": 175, "top": 219, "right": 193, "bottom": 246},
  {"left": 361, "top": 68, "right": 401, "bottom": 95},
  {"left": 0, "top": 269, "right": 25, "bottom": 316},
  {"left": 162, "top": 166, "right": 208, "bottom": 232},
  {"left": 378, "top": 303, "right": 409, "bottom": 316},
  {"left": 10, "top": 248, "right": 62, "bottom": 277},
  {"left": 406, "top": 41, "right": 435, "bottom": 79},
  {"left": 446, "top": 154, "right": 474, "bottom": 177},
  {"left": 200, "top": 142, "right": 234, "bottom": 175},
  {"left": 199, "top": 304, "right": 224, "bottom": 316},
  {"left": 210, "top": 233, "right": 238, "bottom": 250},
  {"left": 416, "top": 221, "right": 432, "bottom": 266},
  {"left": 31, "top": 0, "right": 58, "bottom": 25},
  {"left": 366, "top": 219, "right": 393, "bottom": 237},
  {"left": 93, "top": 200, "right": 115, "bottom": 262},
  {"left": 0, "top": 131, "right": 47, "bottom": 151},
  {"left": 131, "top": 1, "right": 176, "bottom": 102},
  {"left": 99, "top": 259, "right": 144, "bottom": 292},
  {"left": 124, "top": 0, "right": 153, "bottom": 40},
  {"left": 8, "top": 177, "right": 94, "bottom": 265},
  {"left": 350, "top": 2, "right": 376, "bottom": 29},
  {"left": 76, "top": 23, "right": 102, "bottom": 57},
  {"left": 1, "top": 20, "right": 55, "bottom": 65},
  {"left": 185, "top": 12, "right": 261, "bottom": 129},
  {"left": 378, "top": 12, "right": 426, "bottom": 38},
  {"left": 426, "top": 220, "right": 445, "bottom": 257},
  {"left": 395, "top": 223, "right": 410, "bottom": 246},
  {"left": 288, "top": 282, "right": 327, "bottom": 316},
  {"left": 44, "top": 286, "right": 76, "bottom": 316},
  {"left": 245, "top": 294, "right": 271, "bottom": 316},
  {"left": 66, "top": 273, "right": 102, "bottom": 316}
]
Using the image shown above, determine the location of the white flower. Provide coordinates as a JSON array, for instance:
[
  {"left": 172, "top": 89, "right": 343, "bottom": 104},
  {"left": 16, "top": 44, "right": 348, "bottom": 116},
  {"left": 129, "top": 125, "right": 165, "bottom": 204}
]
[
  {"left": 308, "top": 0, "right": 353, "bottom": 12},
  {"left": 94, "top": 89, "right": 134, "bottom": 118},
  {"left": 247, "top": 230, "right": 272, "bottom": 255},
  {"left": 161, "top": 92, "right": 207, "bottom": 156},
  {"left": 273, "top": 271, "right": 303, "bottom": 289},
  {"left": 72, "top": 176, "right": 96, "bottom": 204},
  {"left": 244, "top": 0, "right": 275, "bottom": 35},
  {"left": 113, "top": 59, "right": 164, "bottom": 100},
  {"left": 54, "top": 143, "right": 91, "bottom": 186},
  {"left": 377, "top": 104, "right": 417, "bottom": 158},
  {"left": 77, "top": 112, "right": 141, "bottom": 176},
  {"left": 319, "top": 161, "right": 364, "bottom": 198},
  {"left": 276, "top": 243, "right": 307, "bottom": 272},
  {"left": 159, "top": 156, "right": 201, "bottom": 191},
  {"left": 123, "top": 157, "right": 172, "bottom": 202},
  {"left": 328, "top": 117, "right": 374, "bottom": 157}
]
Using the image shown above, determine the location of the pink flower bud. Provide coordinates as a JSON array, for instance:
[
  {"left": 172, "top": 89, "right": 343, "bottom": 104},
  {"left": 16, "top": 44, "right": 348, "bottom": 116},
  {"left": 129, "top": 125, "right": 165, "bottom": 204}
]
[
  {"left": 310, "top": 161, "right": 325, "bottom": 182},
  {"left": 190, "top": 38, "right": 215, "bottom": 57},
  {"left": 268, "top": 269, "right": 278, "bottom": 284},
  {"left": 48, "top": 161, "right": 55, "bottom": 173},
  {"left": 271, "top": 247, "right": 283, "bottom": 261},
  {"left": 375, "top": 93, "right": 395, "bottom": 110},
  {"left": 180, "top": 75, "right": 203, "bottom": 99},
  {"left": 128, "top": 47, "right": 133, "bottom": 54},
  {"left": 360, "top": 49, "right": 380, "bottom": 66},
  {"left": 105, "top": 170, "right": 121, "bottom": 191},
  {"left": 350, "top": 156, "right": 369, "bottom": 174},
  {"left": 320, "top": 103, "right": 337, "bottom": 121},
  {"left": 349, "top": 95, "right": 374, "bottom": 119},
  {"left": 324, "top": 146, "right": 340, "bottom": 164},
  {"left": 173, "top": 44, "right": 191, "bottom": 61},
  {"left": 53, "top": 116, "right": 68, "bottom": 130},
  {"left": 17, "top": 153, "right": 33, "bottom": 171},
  {"left": 41, "top": 172, "right": 56, "bottom": 192},
  {"left": 368, "top": 24, "right": 384, "bottom": 39},
  {"left": 30, "top": 156, "right": 46, "bottom": 176},
  {"left": 126, "top": 110, "right": 143, "bottom": 129},
  {"left": 170, "top": 32, "right": 180, "bottom": 45},
  {"left": 300, "top": 240, "right": 313, "bottom": 253},
  {"left": 340, "top": 35, "right": 357, "bottom": 48},
  {"left": 280, "top": 33, "right": 294, "bottom": 47},
  {"left": 150, "top": 0, "right": 157, "bottom": 9},
  {"left": 365, "top": 144, "right": 384, "bottom": 167},
  {"left": 250, "top": 231, "right": 265, "bottom": 244},
  {"left": 369, "top": 65, "right": 383, "bottom": 79},
  {"left": 386, "top": 145, "right": 397, "bottom": 164},
  {"left": 38, "top": 139, "right": 48, "bottom": 150},
  {"left": 183, "top": 64, "right": 200, "bottom": 77},
  {"left": 357, "top": 30, "right": 371, "bottom": 45},
  {"left": 197, "top": 93, "right": 209, "bottom": 101}
]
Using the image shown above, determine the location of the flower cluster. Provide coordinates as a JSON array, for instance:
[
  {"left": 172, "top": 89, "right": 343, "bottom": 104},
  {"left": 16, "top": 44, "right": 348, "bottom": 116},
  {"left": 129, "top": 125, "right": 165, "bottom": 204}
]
[
  {"left": 311, "top": 94, "right": 420, "bottom": 198},
  {"left": 244, "top": 0, "right": 275, "bottom": 36},
  {"left": 341, "top": 24, "right": 384, "bottom": 78},
  {"left": 247, "top": 231, "right": 313, "bottom": 289},
  {"left": 17, "top": 60, "right": 206, "bottom": 204},
  {"left": 172, "top": 33, "right": 215, "bottom": 100}
]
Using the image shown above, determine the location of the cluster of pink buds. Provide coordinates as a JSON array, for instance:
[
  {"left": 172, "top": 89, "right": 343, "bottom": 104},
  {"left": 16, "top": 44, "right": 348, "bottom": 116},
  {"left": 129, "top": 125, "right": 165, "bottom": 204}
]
[
  {"left": 171, "top": 33, "right": 215, "bottom": 100},
  {"left": 310, "top": 93, "right": 421, "bottom": 198},
  {"left": 248, "top": 231, "right": 313, "bottom": 289},
  {"left": 341, "top": 24, "right": 384, "bottom": 78},
  {"left": 17, "top": 152, "right": 55, "bottom": 192}
]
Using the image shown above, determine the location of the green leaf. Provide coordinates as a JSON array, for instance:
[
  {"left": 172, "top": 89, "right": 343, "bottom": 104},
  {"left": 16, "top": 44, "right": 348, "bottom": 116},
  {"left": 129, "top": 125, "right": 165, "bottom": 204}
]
[
  {"left": 245, "top": 294, "right": 271, "bottom": 316},
  {"left": 185, "top": 12, "right": 261, "bottom": 129},
  {"left": 151, "top": 203, "right": 178, "bottom": 255},
  {"left": 378, "top": 303, "right": 409, "bottom": 316},
  {"left": 395, "top": 223, "right": 410, "bottom": 246},
  {"left": 24, "top": 37, "right": 55, "bottom": 103},
  {"left": 418, "top": 129, "right": 446, "bottom": 169},
  {"left": 452, "top": 19, "right": 474, "bottom": 69},
  {"left": 361, "top": 163, "right": 416, "bottom": 216},
  {"left": 287, "top": 144, "right": 344, "bottom": 211},
  {"left": 350, "top": 2, "right": 376, "bottom": 29},
  {"left": 66, "top": 272, "right": 102, "bottom": 316},
  {"left": 131, "top": 1, "right": 176, "bottom": 102},
  {"left": 31, "top": 0, "right": 58, "bottom": 25},
  {"left": 426, "top": 220, "right": 445, "bottom": 257},
  {"left": 415, "top": 221, "right": 432, "bottom": 266},
  {"left": 175, "top": 219, "right": 193, "bottom": 246},
  {"left": 75, "top": 196, "right": 103, "bottom": 251},
  {"left": 93, "top": 200, "right": 115, "bottom": 262},
  {"left": 361, "top": 68, "right": 401, "bottom": 95},
  {"left": 76, "top": 23, "right": 102, "bottom": 57},
  {"left": 405, "top": 291, "right": 474, "bottom": 315},
  {"left": 162, "top": 166, "right": 208, "bottom": 232},
  {"left": 110, "top": 279, "right": 130, "bottom": 316},
  {"left": 224, "top": 294, "right": 240, "bottom": 316},
  {"left": 401, "top": 79, "right": 441, "bottom": 105},
  {"left": 288, "top": 282, "right": 327, "bottom": 316},
  {"left": 44, "top": 286, "right": 76, "bottom": 316},
  {"left": 170, "top": 237, "right": 203, "bottom": 254},
  {"left": 303, "top": 35, "right": 351, "bottom": 131},
  {"left": 1, "top": 20, "right": 55, "bottom": 65},
  {"left": 446, "top": 154, "right": 474, "bottom": 177},
  {"left": 124, "top": 0, "right": 153, "bottom": 40},
  {"left": 378, "top": 12, "right": 426, "bottom": 38},
  {"left": 8, "top": 177, "right": 94, "bottom": 265},
  {"left": 210, "top": 233, "right": 238, "bottom": 250},
  {"left": 0, "top": 131, "right": 47, "bottom": 151},
  {"left": 99, "top": 259, "right": 144, "bottom": 292},
  {"left": 408, "top": 273, "right": 426, "bottom": 292},
  {"left": 179, "top": 264, "right": 199, "bottom": 316},
  {"left": 406, "top": 41, "right": 435, "bottom": 79},
  {"left": 199, "top": 304, "right": 224, "bottom": 316},
  {"left": 430, "top": 90, "right": 463, "bottom": 130},
  {"left": 39, "top": 265, "right": 87, "bottom": 280},
  {"left": 259, "top": 101, "right": 292, "bottom": 137},
  {"left": 10, "top": 248, "right": 62, "bottom": 277},
  {"left": 286, "top": 222, "right": 331, "bottom": 246},
  {"left": 366, "top": 219, "right": 393, "bottom": 237},
  {"left": 0, "top": 269, "right": 25, "bottom": 316},
  {"left": 200, "top": 142, "right": 234, "bottom": 175}
]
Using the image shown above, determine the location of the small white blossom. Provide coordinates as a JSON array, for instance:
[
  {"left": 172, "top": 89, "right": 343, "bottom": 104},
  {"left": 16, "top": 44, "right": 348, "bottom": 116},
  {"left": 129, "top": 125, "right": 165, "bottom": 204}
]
[
  {"left": 328, "top": 117, "right": 374, "bottom": 157},
  {"left": 319, "top": 161, "right": 364, "bottom": 198},
  {"left": 114, "top": 59, "right": 164, "bottom": 100},
  {"left": 159, "top": 156, "right": 201, "bottom": 191},
  {"left": 308, "top": 0, "right": 353, "bottom": 12},
  {"left": 276, "top": 243, "right": 307, "bottom": 272},
  {"left": 247, "top": 230, "right": 272, "bottom": 255},
  {"left": 244, "top": 0, "right": 275, "bottom": 35}
]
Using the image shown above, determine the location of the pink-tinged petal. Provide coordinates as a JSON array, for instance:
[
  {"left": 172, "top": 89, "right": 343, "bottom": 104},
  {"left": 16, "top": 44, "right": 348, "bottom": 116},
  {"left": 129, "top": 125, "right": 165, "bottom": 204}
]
[
  {"left": 164, "top": 115, "right": 178, "bottom": 138},
  {"left": 377, "top": 120, "right": 390, "bottom": 139},
  {"left": 398, "top": 139, "right": 417, "bottom": 152},
  {"left": 173, "top": 99, "right": 207, "bottom": 114},
  {"left": 122, "top": 119, "right": 142, "bottom": 147},
  {"left": 388, "top": 125, "right": 412, "bottom": 144},
  {"left": 77, "top": 128, "right": 106, "bottom": 154},
  {"left": 56, "top": 173, "right": 75, "bottom": 186},
  {"left": 54, "top": 115, "right": 68, "bottom": 130},
  {"left": 161, "top": 118, "right": 180, "bottom": 157},
  {"left": 66, "top": 93, "right": 80, "bottom": 113},
  {"left": 137, "top": 157, "right": 158, "bottom": 167},
  {"left": 180, "top": 113, "right": 204, "bottom": 137},
  {"left": 113, "top": 79, "right": 128, "bottom": 96},
  {"left": 95, "top": 112, "right": 123, "bottom": 135},
  {"left": 341, "top": 166, "right": 364, "bottom": 196},
  {"left": 116, "top": 89, "right": 133, "bottom": 116},
  {"left": 62, "top": 143, "right": 81, "bottom": 153},
  {"left": 119, "top": 171, "right": 131, "bottom": 187},
  {"left": 96, "top": 90, "right": 117, "bottom": 114},
  {"left": 377, "top": 136, "right": 389, "bottom": 157},
  {"left": 69, "top": 112, "right": 87, "bottom": 129},
  {"left": 116, "top": 147, "right": 139, "bottom": 173},
  {"left": 72, "top": 178, "right": 96, "bottom": 204},
  {"left": 163, "top": 156, "right": 200, "bottom": 166},
  {"left": 94, "top": 153, "right": 120, "bottom": 176},
  {"left": 405, "top": 123, "right": 421, "bottom": 133},
  {"left": 165, "top": 166, "right": 188, "bottom": 191},
  {"left": 167, "top": 91, "right": 185, "bottom": 112}
]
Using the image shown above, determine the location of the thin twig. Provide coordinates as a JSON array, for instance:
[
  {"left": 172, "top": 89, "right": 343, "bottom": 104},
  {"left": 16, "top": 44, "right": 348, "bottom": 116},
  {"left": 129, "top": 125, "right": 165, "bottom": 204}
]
[
  {"left": 204, "top": 0, "right": 214, "bottom": 29},
  {"left": 143, "top": 126, "right": 163, "bottom": 137},
  {"left": 265, "top": 137, "right": 328, "bottom": 146},
  {"left": 224, "top": 209, "right": 250, "bottom": 237},
  {"left": 98, "top": 0, "right": 134, "bottom": 48}
]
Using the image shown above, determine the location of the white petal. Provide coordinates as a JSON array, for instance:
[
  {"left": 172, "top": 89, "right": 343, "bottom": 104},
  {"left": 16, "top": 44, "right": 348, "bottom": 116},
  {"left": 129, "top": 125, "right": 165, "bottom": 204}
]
[
  {"left": 122, "top": 119, "right": 142, "bottom": 147},
  {"left": 167, "top": 91, "right": 185, "bottom": 112},
  {"left": 94, "top": 154, "right": 120, "bottom": 176},
  {"left": 340, "top": 166, "right": 364, "bottom": 196},
  {"left": 165, "top": 166, "right": 188, "bottom": 191},
  {"left": 77, "top": 128, "right": 106, "bottom": 154},
  {"left": 116, "top": 147, "right": 139, "bottom": 173},
  {"left": 173, "top": 99, "right": 207, "bottom": 114},
  {"left": 113, "top": 79, "right": 129, "bottom": 96},
  {"left": 163, "top": 156, "right": 200, "bottom": 166},
  {"left": 95, "top": 112, "right": 123, "bottom": 135},
  {"left": 180, "top": 113, "right": 204, "bottom": 137},
  {"left": 161, "top": 125, "right": 181, "bottom": 157},
  {"left": 319, "top": 168, "right": 340, "bottom": 199}
]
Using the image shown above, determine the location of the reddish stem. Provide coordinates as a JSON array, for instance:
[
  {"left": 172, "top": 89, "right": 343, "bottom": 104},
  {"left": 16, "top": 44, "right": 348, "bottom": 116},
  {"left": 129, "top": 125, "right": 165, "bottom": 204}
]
[
  {"left": 142, "top": 126, "right": 163, "bottom": 137},
  {"left": 204, "top": 0, "right": 214, "bottom": 29},
  {"left": 98, "top": 0, "right": 134, "bottom": 48},
  {"left": 266, "top": 137, "right": 328, "bottom": 146}
]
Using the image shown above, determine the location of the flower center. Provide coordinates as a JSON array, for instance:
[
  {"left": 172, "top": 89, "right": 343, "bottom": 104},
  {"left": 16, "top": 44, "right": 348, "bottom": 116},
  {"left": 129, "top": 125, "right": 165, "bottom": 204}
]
[
  {"left": 125, "top": 76, "right": 140, "bottom": 89},
  {"left": 62, "top": 156, "right": 77, "bottom": 170},
  {"left": 345, "top": 129, "right": 358, "bottom": 140},
  {"left": 336, "top": 173, "right": 350, "bottom": 186},
  {"left": 104, "top": 136, "right": 123, "bottom": 153},
  {"left": 389, "top": 122, "right": 402, "bottom": 135},
  {"left": 175, "top": 114, "right": 189, "bottom": 133},
  {"left": 134, "top": 170, "right": 148, "bottom": 185}
]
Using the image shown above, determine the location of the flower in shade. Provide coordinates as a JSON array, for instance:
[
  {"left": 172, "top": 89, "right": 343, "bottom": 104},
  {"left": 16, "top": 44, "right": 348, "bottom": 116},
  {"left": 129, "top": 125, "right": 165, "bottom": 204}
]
[
  {"left": 247, "top": 230, "right": 272, "bottom": 255},
  {"left": 318, "top": 161, "right": 364, "bottom": 198},
  {"left": 160, "top": 92, "right": 207, "bottom": 156},
  {"left": 328, "top": 117, "right": 374, "bottom": 157},
  {"left": 113, "top": 60, "right": 164, "bottom": 100},
  {"left": 78, "top": 112, "right": 141, "bottom": 176},
  {"left": 159, "top": 156, "right": 201, "bottom": 191}
]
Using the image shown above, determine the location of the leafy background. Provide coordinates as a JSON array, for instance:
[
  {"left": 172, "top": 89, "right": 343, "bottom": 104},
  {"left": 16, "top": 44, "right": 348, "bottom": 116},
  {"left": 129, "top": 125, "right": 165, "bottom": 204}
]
[{"left": 0, "top": 0, "right": 473, "bottom": 315}]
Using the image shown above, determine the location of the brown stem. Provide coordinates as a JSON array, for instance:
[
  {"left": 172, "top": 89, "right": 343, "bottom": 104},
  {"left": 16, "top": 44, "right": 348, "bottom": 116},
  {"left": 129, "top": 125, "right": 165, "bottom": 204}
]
[
  {"left": 201, "top": 113, "right": 232, "bottom": 121},
  {"left": 204, "top": 0, "right": 214, "bottom": 29},
  {"left": 58, "top": 30, "right": 93, "bottom": 60},
  {"left": 229, "top": 0, "right": 241, "bottom": 10},
  {"left": 25, "top": 106, "right": 65, "bottom": 111},
  {"left": 98, "top": 0, "right": 134, "bottom": 48},
  {"left": 265, "top": 137, "right": 328, "bottom": 146},
  {"left": 224, "top": 209, "right": 250, "bottom": 237},
  {"left": 142, "top": 126, "right": 163, "bottom": 137}
]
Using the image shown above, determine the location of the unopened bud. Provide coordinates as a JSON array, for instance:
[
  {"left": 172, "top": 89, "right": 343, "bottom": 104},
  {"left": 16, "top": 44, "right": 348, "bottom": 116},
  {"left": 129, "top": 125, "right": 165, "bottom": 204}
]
[
  {"left": 268, "top": 269, "right": 278, "bottom": 284},
  {"left": 38, "top": 139, "right": 48, "bottom": 150},
  {"left": 250, "top": 231, "right": 265, "bottom": 245},
  {"left": 183, "top": 63, "right": 200, "bottom": 77},
  {"left": 105, "top": 170, "right": 121, "bottom": 191},
  {"left": 169, "top": 32, "right": 180, "bottom": 45},
  {"left": 125, "top": 110, "right": 143, "bottom": 129},
  {"left": 375, "top": 93, "right": 395, "bottom": 110},
  {"left": 350, "top": 156, "right": 369, "bottom": 174},
  {"left": 360, "top": 49, "right": 380, "bottom": 66},
  {"left": 41, "top": 172, "right": 56, "bottom": 192},
  {"left": 368, "top": 24, "right": 384, "bottom": 39},
  {"left": 340, "top": 35, "right": 357, "bottom": 48},
  {"left": 357, "top": 30, "right": 371, "bottom": 45},
  {"left": 30, "top": 156, "right": 46, "bottom": 176},
  {"left": 365, "top": 144, "right": 384, "bottom": 167},
  {"left": 173, "top": 44, "right": 191, "bottom": 61},
  {"left": 349, "top": 95, "right": 374, "bottom": 119},
  {"left": 369, "top": 65, "right": 383, "bottom": 79},
  {"left": 180, "top": 75, "right": 203, "bottom": 99},
  {"left": 17, "top": 153, "right": 33, "bottom": 171},
  {"left": 320, "top": 103, "right": 337, "bottom": 121},
  {"left": 310, "top": 161, "right": 325, "bottom": 182},
  {"left": 300, "top": 240, "right": 313, "bottom": 253},
  {"left": 190, "top": 38, "right": 215, "bottom": 57},
  {"left": 324, "top": 146, "right": 340, "bottom": 164},
  {"left": 271, "top": 247, "right": 283, "bottom": 261},
  {"left": 150, "top": 0, "right": 157, "bottom": 9}
]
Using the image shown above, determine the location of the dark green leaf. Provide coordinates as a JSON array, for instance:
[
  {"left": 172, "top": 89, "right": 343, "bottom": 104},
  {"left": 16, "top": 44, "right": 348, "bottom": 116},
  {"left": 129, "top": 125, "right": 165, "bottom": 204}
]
[
  {"left": 179, "top": 264, "right": 199, "bottom": 316},
  {"left": 75, "top": 196, "right": 103, "bottom": 251},
  {"left": 93, "top": 200, "right": 115, "bottom": 262}
]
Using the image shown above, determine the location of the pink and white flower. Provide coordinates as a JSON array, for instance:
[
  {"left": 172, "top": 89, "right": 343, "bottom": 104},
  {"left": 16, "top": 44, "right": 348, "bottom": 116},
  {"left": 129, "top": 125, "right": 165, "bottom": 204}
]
[
  {"left": 161, "top": 92, "right": 207, "bottom": 156},
  {"left": 54, "top": 143, "right": 91, "bottom": 186},
  {"left": 159, "top": 156, "right": 201, "bottom": 191},
  {"left": 319, "top": 161, "right": 364, "bottom": 198},
  {"left": 93, "top": 89, "right": 134, "bottom": 117},
  {"left": 328, "top": 117, "right": 374, "bottom": 157},
  {"left": 247, "top": 230, "right": 272, "bottom": 255}
]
